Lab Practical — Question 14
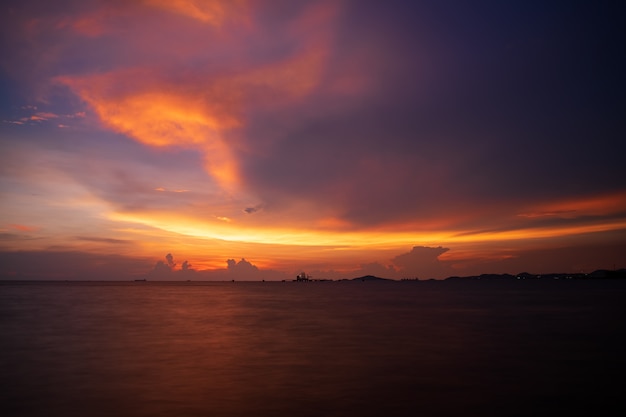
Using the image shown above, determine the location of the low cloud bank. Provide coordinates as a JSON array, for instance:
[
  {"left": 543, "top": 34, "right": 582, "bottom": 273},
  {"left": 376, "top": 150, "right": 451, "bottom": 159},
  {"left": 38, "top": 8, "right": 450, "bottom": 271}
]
[{"left": 3, "top": 242, "right": 623, "bottom": 281}]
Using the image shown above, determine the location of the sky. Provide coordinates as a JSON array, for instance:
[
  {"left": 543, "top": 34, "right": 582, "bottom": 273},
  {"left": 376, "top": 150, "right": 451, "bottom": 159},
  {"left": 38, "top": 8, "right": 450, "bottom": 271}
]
[{"left": 1, "top": 0, "right": 625, "bottom": 280}]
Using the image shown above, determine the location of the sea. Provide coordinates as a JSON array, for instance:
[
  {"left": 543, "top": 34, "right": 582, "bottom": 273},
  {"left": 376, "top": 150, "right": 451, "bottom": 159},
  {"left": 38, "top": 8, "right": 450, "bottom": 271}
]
[{"left": 1, "top": 279, "right": 625, "bottom": 417}]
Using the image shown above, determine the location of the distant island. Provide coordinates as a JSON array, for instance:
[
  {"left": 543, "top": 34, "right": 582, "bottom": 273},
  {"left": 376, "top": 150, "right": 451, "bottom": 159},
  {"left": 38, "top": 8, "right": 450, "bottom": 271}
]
[
  {"left": 442, "top": 269, "right": 626, "bottom": 281},
  {"left": 294, "top": 269, "right": 626, "bottom": 282},
  {"left": 353, "top": 269, "right": 626, "bottom": 282},
  {"left": 350, "top": 275, "right": 393, "bottom": 282}
]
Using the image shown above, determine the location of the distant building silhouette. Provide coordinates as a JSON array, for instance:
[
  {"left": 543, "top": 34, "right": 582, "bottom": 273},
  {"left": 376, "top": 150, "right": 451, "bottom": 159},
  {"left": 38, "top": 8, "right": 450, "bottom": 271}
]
[{"left": 295, "top": 272, "right": 311, "bottom": 282}]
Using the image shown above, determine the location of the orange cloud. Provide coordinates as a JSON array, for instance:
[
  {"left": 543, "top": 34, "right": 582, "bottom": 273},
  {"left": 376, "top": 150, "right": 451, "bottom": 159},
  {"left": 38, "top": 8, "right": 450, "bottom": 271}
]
[
  {"left": 144, "top": 0, "right": 248, "bottom": 26},
  {"left": 60, "top": 70, "right": 241, "bottom": 187},
  {"left": 58, "top": 3, "right": 338, "bottom": 191},
  {"left": 518, "top": 191, "right": 626, "bottom": 219},
  {"left": 9, "top": 224, "right": 38, "bottom": 232},
  {"left": 154, "top": 187, "right": 189, "bottom": 193},
  {"left": 34, "top": 112, "right": 59, "bottom": 119},
  {"left": 55, "top": 1, "right": 245, "bottom": 38}
]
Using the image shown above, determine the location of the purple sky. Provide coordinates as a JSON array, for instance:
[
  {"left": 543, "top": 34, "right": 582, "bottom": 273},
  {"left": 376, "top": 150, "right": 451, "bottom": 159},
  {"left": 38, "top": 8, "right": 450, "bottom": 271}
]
[{"left": 1, "top": 0, "right": 625, "bottom": 280}]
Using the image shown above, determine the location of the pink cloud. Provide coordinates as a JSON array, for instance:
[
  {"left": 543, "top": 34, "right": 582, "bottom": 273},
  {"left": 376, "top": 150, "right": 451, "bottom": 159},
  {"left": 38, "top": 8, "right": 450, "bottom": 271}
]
[{"left": 53, "top": 1, "right": 343, "bottom": 191}]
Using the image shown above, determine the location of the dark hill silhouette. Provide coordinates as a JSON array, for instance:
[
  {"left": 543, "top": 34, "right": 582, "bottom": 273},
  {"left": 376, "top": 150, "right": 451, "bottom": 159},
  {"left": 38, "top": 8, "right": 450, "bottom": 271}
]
[
  {"left": 444, "top": 269, "right": 626, "bottom": 281},
  {"left": 351, "top": 275, "right": 392, "bottom": 281}
]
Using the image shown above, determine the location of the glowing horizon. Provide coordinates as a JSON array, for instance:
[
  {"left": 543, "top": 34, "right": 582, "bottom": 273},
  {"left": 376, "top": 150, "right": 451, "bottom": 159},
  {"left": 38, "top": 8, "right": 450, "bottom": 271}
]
[{"left": 1, "top": 1, "right": 625, "bottom": 280}]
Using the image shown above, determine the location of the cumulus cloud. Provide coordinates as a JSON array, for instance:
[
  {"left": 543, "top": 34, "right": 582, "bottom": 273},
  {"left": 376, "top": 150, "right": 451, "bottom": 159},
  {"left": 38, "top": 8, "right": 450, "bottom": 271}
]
[
  {"left": 148, "top": 253, "right": 177, "bottom": 279},
  {"left": 165, "top": 252, "right": 176, "bottom": 268},
  {"left": 205, "top": 257, "right": 288, "bottom": 281},
  {"left": 305, "top": 246, "right": 454, "bottom": 280},
  {"left": 149, "top": 260, "right": 172, "bottom": 277},
  {"left": 2, "top": 0, "right": 624, "bottom": 277},
  {"left": 227, "top": 257, "right": 258, "bottom": 275},
  {"left": 146, "top": 253, "right": 198, "bottom": 279},
  {"left": 181, "top": 260, "right": 192, "bottom": 271},
  {"left": 391, "top": 246, "right": 454, "bottom": 280}
]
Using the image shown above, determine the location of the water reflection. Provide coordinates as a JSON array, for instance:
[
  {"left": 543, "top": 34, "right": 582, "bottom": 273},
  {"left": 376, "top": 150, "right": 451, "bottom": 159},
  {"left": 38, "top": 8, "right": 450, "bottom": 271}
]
[{"left": 1, "top": 281, "right": 625, "bottom": 416}]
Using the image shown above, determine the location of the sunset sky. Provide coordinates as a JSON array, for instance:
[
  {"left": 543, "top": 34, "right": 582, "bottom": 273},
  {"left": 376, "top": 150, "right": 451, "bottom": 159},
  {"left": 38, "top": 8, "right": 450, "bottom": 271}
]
[{"left": 1, "top": 0, "right": 625, "bottom": 280}]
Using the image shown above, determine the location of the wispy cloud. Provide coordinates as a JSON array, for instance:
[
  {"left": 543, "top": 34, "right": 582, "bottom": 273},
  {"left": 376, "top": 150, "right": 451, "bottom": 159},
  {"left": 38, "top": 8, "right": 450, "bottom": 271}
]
[
  {"left": 7, "top": 224, "right": 38, "bottom": 232},
  {"left": 145, "top": 0, "right": 249, "bottom": 26},
  {"left": 1, "top": 1, "right": 625, "bottom": 278},
  {"left": 75, "top": 236, "right": 131, "bottom": 245},
  {"left": 48, "top": 1, "right": 342, "bottom": 192},
  {"left": 2, "top": 108, "right": 86, "bottom": 126},
  {"left": 154, "top": 187, "right": 189, "bottom": 193}
]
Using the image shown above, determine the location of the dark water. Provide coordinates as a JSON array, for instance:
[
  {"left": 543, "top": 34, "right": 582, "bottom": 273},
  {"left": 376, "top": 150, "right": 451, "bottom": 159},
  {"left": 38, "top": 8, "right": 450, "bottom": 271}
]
[{"left": 1, "top": 280, "right": 625, "bottom": 417}]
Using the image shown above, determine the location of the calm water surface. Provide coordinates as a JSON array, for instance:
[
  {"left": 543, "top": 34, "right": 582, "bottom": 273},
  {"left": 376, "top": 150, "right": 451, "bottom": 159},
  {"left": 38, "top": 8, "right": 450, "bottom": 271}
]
[{"left": 1, "top": 280, "right": 625, "bottom": 417}]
